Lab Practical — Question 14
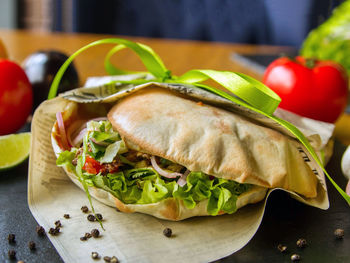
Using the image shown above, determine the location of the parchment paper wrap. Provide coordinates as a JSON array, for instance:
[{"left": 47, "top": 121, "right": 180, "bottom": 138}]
[{"left": 28, "top": 75, "right": 333, "bottom": 262}]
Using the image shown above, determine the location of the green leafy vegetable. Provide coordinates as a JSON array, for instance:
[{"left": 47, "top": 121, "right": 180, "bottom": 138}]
[
  {"left": 99, "top": 141, "right": 123, "bottom": 163},
  {"left": 56, "top": 149, "right": 76, "bottom": 172},
  {"left": 301, "top": 0, "right": 350, "bottom": 73}
]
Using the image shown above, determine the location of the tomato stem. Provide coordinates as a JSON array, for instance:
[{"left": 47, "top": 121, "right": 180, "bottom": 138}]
[{"left": 305, "top": 58, "right": 316, "bottom": 69}]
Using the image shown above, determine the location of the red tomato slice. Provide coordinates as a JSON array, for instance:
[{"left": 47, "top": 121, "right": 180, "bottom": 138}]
[{"left": 83, "top": 156, "right": 103, "bottom": 174}]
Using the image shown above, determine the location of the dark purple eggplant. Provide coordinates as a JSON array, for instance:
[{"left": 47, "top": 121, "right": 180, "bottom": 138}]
[{"left": 23, "top": 50, "right": 80, "bottom": 110}]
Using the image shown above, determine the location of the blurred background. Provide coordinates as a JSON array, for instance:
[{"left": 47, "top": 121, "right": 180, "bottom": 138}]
[{"left": 0, "top": 0, "right": 344, "bottom": 48}]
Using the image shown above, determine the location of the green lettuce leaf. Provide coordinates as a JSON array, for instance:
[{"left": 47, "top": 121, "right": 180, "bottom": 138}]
[
  {"left": 56, "top": 150, "right": 76, "bottom": 172},
  {"left": 99, "top": 140, "right": 123, "bottom": 163}
]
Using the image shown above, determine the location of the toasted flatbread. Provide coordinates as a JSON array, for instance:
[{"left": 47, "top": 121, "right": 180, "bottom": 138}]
[
  {"left": 52, "top": 85, "right": 322, "bottom": 220},
  {"left": 108, "top": 87, "right": 318, "bottom": 198}
]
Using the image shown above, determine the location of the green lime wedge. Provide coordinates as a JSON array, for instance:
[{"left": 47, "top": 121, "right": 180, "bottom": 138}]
[{"left": 0, "top": 132, "right": 31, "bottom": 171}]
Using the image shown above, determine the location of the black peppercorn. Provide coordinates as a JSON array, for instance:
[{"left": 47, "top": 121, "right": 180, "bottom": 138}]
[
  {"left": 36, "top": 225, "right": 46, "bottom": 237},
  {"left": 96, "top": 213, "right": 103, "bottom": 221},
  {"left": 81, "top": 205, "right": 89, "bottom": 213},
  {"left": 163, "top": 227, "right": 172, "bottom": 237},
  {"left": 48, "top": 228, "right": 55, "bottom": 235},
  {"left": 291, "top": 254, "right": 301, "bottom": 261},
  {"left": 55, "top": 220, "right": 62, "bottom": 228},
  {"left": 110, "top": 256, "right": 119, "bottom": 263},
  {"left": 8, "top": 233, "right": 16, "bottom": 243},
  {"left": 49, "top": 227, "right": 60, "bottom": 236},
  {"left": 277, "top": 244, "right": 287, "bottom": 253},
  {"left": 64, "top": 214, "right": 70, "bottom": 219},
  {"left": 91, "top": 229, "right": 100, "bottom": 238},
  {"left": 28, "top": 241, "right": 36, "bottom": 250},
  {"left": 91, "top": 252, "right": 100, "bottom": 260},
  {"left": 8, "top": 249, "right": 16, "bottom": 259},
  {"left": 87, "top": 214, "right": 96, "bottom": 222},
  {"left": 296, "top": 238, "right": 307, "bottom": 248},
  {"left": 85, "top": 232, "right": 92, "bottom": 239},
  {"left": 334, "top": 228, "right": 344, "bottom": 239},
  {"left": 104, "top": 256, "right": 111, "bottom": 262},
  {"left": 80, "top": 236, "right": 87, "bottom": 241}
]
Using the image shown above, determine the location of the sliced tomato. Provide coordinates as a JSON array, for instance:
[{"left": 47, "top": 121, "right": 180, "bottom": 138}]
[{"left": 83, "top": 156, "right": 103, "bottom": 174}]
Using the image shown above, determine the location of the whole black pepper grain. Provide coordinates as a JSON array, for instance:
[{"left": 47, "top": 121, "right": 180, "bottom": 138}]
[
  {"left": 80, "top": 236, "right": 87, "bottom": 241},
  {"left": 48, "top": 228, "right": 55, "bottom": 235},
  {"left": 87, "top": 214, "right": 96, "bottom": 222},
  {"left": 291, "top": 254, "right": 301, "bottom": 261},
  {"left": 36, "top": 226, "right": 46, "bottom": 236},
  {"left": 103, "top": 256, "right": 111, "bottom": 262},
  {"left": 296, "top": 238, "right": 307, "bottom": 248},
  {"left": 28, "top": 241, "right": 36, "bottom": 250},
  {"left": 96, "top": 213, "right": 103, "bottom": 221},
  {"left": 8, "top": 249, "right": 16, "bottom": 259},
  {"left": 64, "top": 214, "right": 70, "bottom": 219},
  {"left": 163, "top": 227, "right": 172, "bottom": 238},
  {"left": 49, "top": 227, "right": 60, "bottom": 236},
  {"left": 8, "top": 233, "right": 16, "bottom": 243},
  {"left": 81, "top": 205, "right": 89, "bottom": 213},
  {"left": 277, "top": 244, "right": 287, "bottom": 253},
  {"left": 110, "top": 256, "right": 119, "bottom": 263},
  {"left": 91, "top": 252, "right": 100, "bottom": 260},
  {"left": 55, "top": 220, "right": 62, "bottom": 228},
  {"left": 91, "top": 229, "right": 100, "bottom": 238},
  {"left": 334, "top": 228, "right": 344, "bottom": 239},
  {"left": 85, "top": 232, "right": 92, "bottom": 239}
]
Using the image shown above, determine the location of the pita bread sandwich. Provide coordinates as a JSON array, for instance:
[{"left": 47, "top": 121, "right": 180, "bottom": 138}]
[{"left": 52, "top": 84, "right": 323, "bottom": 221}]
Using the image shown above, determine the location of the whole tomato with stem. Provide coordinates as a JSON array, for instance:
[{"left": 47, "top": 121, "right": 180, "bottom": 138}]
[
  {"left": 0, "top": 59, "right": 33, "bottom": 135},
  {"left": 263, "top": 56, "right": 348, "bottom": 123}
]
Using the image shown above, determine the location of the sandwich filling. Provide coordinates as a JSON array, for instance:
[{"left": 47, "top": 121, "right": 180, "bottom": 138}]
[{"left": 56, "top": 119, "right": 252, "bottom": 216}]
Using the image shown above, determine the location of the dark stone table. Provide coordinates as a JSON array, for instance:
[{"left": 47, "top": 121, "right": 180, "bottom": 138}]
[{"left": 1, "top": 131, "right": 349, "bottom": 262}]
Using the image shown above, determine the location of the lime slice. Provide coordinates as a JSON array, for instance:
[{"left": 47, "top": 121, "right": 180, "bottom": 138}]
[{"left": 0, "top": 132, "right": 31, "bottom": 171}]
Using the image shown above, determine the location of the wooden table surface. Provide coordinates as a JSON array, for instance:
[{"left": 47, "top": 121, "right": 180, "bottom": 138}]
[
  {"left": 0, "top": 29, "right": 293, "bottom": 82},
  {"left": 0, "top": 30, "right": 349, "bottom": 263}
]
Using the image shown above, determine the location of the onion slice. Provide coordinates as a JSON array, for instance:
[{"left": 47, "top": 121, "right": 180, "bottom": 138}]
[
  {"left": 68, "top": 117, "right": 109, "bottom": 147},
  {"left": 90, "top": 137, "right": 110, "bottom": 147},
  {"left": 150, "top": 156, "right": 182, "bottom": 179},
  {"left": 177, "top": 169, "right": 190, "bottom": 187},
  {"left": 56, "top": 112, "right": 70, "bottom": 150},
  {"left": 72, "top": 128, "right": 87, "bottom": 147},
  {"left": 66, "top": 120, "right": 86, "bottom": 147}
]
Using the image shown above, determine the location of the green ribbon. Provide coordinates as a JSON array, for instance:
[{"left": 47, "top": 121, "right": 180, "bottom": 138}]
[{"left": 48, "top": 38, "right": 350, "bottom": 206}]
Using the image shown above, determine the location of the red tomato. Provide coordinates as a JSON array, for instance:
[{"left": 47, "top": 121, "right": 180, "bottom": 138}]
[
  {"left": 263, "top": 56, "right": 348, "bottom": 123},
  {"left": 83, "top": 156, "right": 103, "bottom": 174},
  {"left": 0, "top": 59, "right": 33, "bottom": 135}
]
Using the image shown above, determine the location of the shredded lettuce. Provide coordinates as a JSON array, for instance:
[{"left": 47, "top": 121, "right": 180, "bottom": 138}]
[
  {"left": 56, "top": 149, "right": 76, "bottom": 172},
  {"left": 99, "top": 141, "right": 122, "bottom": 163},
  {"left": 56, "top": 119, "right": 252, "bottom": 216}
]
